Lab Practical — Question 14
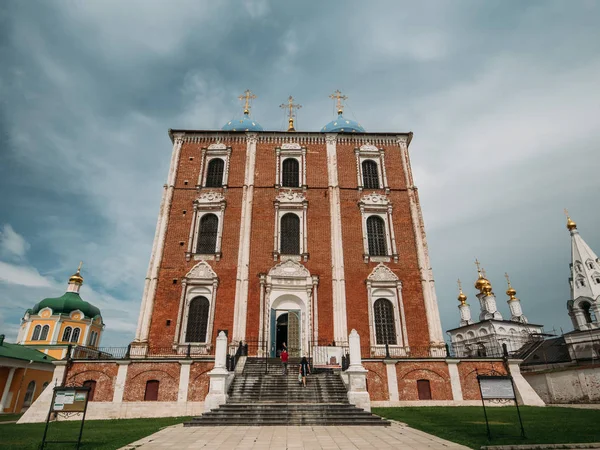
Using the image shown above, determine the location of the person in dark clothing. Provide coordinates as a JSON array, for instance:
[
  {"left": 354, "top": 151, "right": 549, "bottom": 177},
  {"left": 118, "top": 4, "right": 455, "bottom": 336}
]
[{"left": 299, "top": 356, "right": 310, "bottom": 387}]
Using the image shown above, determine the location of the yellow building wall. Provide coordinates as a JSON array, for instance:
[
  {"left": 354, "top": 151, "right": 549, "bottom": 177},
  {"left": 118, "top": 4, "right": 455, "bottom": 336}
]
[
  {"left": 25, "top": 319, "right": 56, "bottom": 344},
  {"left": 46, "top": 348, "right": 66, "bottom": 359},
  {"left": 58, "top": 320, "right": 90, "bottom": 345},
  {"left": 1, "top": 367, "right": 53, "bottom": 413}
]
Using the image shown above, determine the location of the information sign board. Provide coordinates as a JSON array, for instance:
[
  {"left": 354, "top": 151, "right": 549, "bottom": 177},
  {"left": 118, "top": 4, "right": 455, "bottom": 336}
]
[{"left": 479, "top": 376, "right": 515, "bottom": 400}]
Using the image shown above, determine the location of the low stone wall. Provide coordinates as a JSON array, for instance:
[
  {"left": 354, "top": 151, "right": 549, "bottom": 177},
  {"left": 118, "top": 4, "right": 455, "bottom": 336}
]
[{"left": 523, "top": 364, "right": 600, "bottom": 404}]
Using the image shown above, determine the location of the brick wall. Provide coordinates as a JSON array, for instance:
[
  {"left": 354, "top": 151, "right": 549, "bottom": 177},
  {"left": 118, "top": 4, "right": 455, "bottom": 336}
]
[
  {"left": 457, "top": 361, "right": 508, "bottom": 400},
  {"left": 66, "top": 362, "right": 118, "bottom": 402},
  {"left": 364, "top": 361, "right": 389, "bottom": 401},
  {"left": 187, "top": 362, "right": 213, "bottom": 401},
  {"left": 395, "top": 361, "right": 453, "bottom": 401},
  {"left": 123, "top": 362, "right": 180, "bottom": 402}
]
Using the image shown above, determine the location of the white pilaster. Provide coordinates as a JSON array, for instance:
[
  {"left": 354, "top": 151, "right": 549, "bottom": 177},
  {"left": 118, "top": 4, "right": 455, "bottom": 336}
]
[
  {"left": 204, "top": 331, "right": 230, "bottom": 412},
  {"left": 384, "top": 361, "right": 399, "bottom": 402},
  {"left": 232, "top": 133, "right": 258, "bottom": 342},
  {"left": 135, "top": 134, "right": 184, "bottom": 342},
  {"left": 397, "top": 136, "right": 444, "bottom": 346},
  {"left": 0, "top": 367, "right": 16, "bottom": 411},
  {"left": 446, "top": 359, "right": 463, "bottom": 401},
  {"left": 326, "top": 134, "right": 348, "bottom": 343},
  {"left": 112, "top": 361, "right": 130, "bottom": 403},
  {"left": 178, "top": 360, "right": 193, "bottom": 403},
  {"left": 507, "top": 360, "right": 545, "bottom": 406},
  {"left": 459, "top": 302, "right": 473, "bottom": 326}
]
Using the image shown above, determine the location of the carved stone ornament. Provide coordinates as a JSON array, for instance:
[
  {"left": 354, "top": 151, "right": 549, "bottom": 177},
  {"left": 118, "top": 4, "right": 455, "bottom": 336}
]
[
  {"left": 276, "top": 190, "right": 306, "bottom": 203},
  {"left": 396, "top": 135, "right": 409, "bottom": 145},
  {"left": 360, "top": 193, "right": 389, "bottom": 206},
  {"left": 368, "top": 263, "right": 399, "bottom": 281},
  {"left": 281, "top": 143, "right": 301, "bottom": 150},
  {"left": 195, "top": 191, "right": 225, "bottom": 204},
  {"left": 359, "top": 143, "right": 379, "bottom": 153},
  {"left": 268, "top": 259, "right": 310, "bottom": 278},
  {"left": 208, "top": 143, "right": 227, "bottom": 150},
  {"left": 185, "top": 261, "right": 217, "bottom": 280}
]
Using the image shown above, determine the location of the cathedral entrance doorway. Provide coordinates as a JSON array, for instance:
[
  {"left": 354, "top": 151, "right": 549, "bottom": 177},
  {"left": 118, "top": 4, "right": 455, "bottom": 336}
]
[{"left": 272, "top": 310, "right": 301, "bottom": 357}]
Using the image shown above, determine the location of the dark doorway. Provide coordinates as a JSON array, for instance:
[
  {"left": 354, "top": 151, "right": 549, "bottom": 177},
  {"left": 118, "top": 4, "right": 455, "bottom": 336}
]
[
  {"left": 144, "top": 380, "right": 159, "bottom": 401},
  {"left": 417, "top": 379, "right": 432, "bottom": 400},
  {"left": 276, "top": 313, "right": 288, "bottom": 356},
  {"left": 83, "top": 380, "right": 97, "bottom": 401}
]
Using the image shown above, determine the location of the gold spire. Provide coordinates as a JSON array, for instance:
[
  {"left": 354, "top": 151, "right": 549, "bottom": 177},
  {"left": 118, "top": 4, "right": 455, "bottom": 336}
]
[
  {"left": 280, "top": 96, "right": 302, "bottom": 132},
  {"left": 329, "top": 89, "right": 348, "bottom": 115},
  {"left": 238, "top": 89, "right": 256, "bottom": 115},
  {"left": 564, "top": 208, "right": 577, "bottom": 231},
  {"left": 69, "top": 261, "right": 84, "bottom": 285},
  {"left": 505, "top": 272, "right": 518, "bottom": 301},
  {"left": 457, "top": 278, "right": 467, "bottom": 304}
]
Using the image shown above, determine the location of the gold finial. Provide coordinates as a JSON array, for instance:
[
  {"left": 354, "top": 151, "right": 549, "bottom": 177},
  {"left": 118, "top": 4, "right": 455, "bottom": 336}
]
[
  {"left": 329, "top": 89, "right": 348, "bottom": 115},
  {"left": 475, "top": 258, "right": 482, "bottom": 275},
  {"left": 238, "top": 89, "right": 256, "bottom": 115},
  {"left": 564, "top": 208, "right": 577, "bottom": 231},
  {"left": 457, "top": 278, "right": 467, "bottom": 304},
  {"left": 280, "top": 96, "right": 302, "bottom": 132},
  {"left": 474, "top": 259, "right": 492, "bottom": 293},
  {"left": 77, "top": 261, "right": 83, "bottom": 273},
  {"left": 69, "top": 261, "right": 84, "bottom": 285},
  {"left": 505, "top": 272, "right": 517, "bottom": 301}
]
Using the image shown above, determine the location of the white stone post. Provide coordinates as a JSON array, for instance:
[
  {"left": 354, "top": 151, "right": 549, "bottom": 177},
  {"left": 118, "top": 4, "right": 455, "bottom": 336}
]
[
  {"left": 0, "top": 367, "right": 16, "bottom": 412},
  {"left": 507, "top": 360, "right": 545, "bottom": 406},
  {"left": 112, "top": 361, "right": 130, "bottom": 403},
  {"left": 384, "top": 361, "right": 399, "bottom": 402},
  {"left": 346, "top": 329, "right": 371, "bottom": 411},
  {"left": 178, "top": 360, "right": 193, "bottom": 403},
  {"left": 204, "top": 331, "right": 229, "bottom": 412},
  {"left": 446, "top": 359, "right": 463, "bottom": 401}
]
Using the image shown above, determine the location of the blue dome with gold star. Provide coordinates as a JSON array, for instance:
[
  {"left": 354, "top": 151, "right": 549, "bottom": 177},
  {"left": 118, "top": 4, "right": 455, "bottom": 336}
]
[
  {"left": 222, "top": 113, "right": 263, "bottom": 132},
  {"left": 322, "top": 113, "right": 365, "bottom": 133}
]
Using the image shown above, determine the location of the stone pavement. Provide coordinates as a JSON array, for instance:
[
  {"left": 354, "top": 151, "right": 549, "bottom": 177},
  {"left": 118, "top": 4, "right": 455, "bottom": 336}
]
[{"left": 120, "top": 422, "right": 469, "bottom": 449}]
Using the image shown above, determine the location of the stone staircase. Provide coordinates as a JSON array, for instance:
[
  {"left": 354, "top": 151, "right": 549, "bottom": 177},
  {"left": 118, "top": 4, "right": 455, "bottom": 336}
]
[{"left": 185, "top": 357, "right": 389, "bottom": 426}]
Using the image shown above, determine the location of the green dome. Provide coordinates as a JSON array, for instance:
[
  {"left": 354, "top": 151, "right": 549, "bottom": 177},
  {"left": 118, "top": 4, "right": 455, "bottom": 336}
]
[{"left": 30, "top": 292, "right": 102, "bottom": 320}]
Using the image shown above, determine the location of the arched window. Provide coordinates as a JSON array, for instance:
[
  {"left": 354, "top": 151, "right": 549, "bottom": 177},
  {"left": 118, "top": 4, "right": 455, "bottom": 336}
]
[
  {"left": 197, "top": 214, "right": 218, "bottom": 254},
  {"left": 582, "top": 302, "right": 597, "bottom": 324},
  {"left": 367, "top": 216, "right": 387, "bottom": 256},
  {"left": 62, "top": 327, "right": 72, "bottom": 342},
  {"left": 83, "top": 380, "right": 97, "bottom": 401},
  {"left": 40, "top": 325, "right": 50, "bottom": 341},
  {"left": 205, "top": 159, "right": 224, "bottom": 187},
  {"left": 362, "top": 160, "right": 380, "bottom": 189},
  {"left": 477, "top": 343, "right": 487, "bottom": 357},
  {"left": 374, "top": 298, "right": 396, "bottom": 345},
  {"left": 186, "top": 296, "right": 210, "bottom": 343},
  {"left": 89, "top": 331, "right": 98, "bottom": 347},
  {"left": 144, "top": 380, "right": 159, "bottom": 401},
  {"left": 280, "top": 213, "right": 300, "bottom": 255},
  {"left": 71, "top": 327, "right": 81, "bottom": 343},
  {"left": 417, "top": 379, "right": 432, "bottom": 400},
  {"left": 32, "top": 325, "right": 41, "bottom": 341},
  {"left": 23, "top": 381, "right": 36, "bottom": 407},
  {"left": 42, "top": 382, "right": 49, "bottom": 391},
  {"left": 282, "top": 158, "right": 299, "bottom": 188}
]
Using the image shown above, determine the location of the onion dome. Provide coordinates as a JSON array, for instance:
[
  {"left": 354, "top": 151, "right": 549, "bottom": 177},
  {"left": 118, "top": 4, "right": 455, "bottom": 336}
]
[
  {"left": 567, "top": 215, "right": 577, "bottom": 231},
  {"left": 505, "top": 273, "right": 518, "bottom": 301},
  {"left": 222, "top": 89, "right": 264, "bottom": 132},
  {"left": 474, "top": 274, "right": 488, "bottom": 291},
  {"left": 457, "top": 279, "right": 467, "bottom": 304},
  {"left": 322, "top": 113, "right": 365, "bottom": 133},
  {"left": 69, "top": 265, "right": 84, "bottom": 285},
  {"left": 30, "top": 292, "right": 102, "bottom": 320}
]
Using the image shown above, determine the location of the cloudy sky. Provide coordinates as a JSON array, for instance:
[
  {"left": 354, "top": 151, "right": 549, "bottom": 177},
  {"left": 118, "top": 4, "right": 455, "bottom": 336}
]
[{"left": 1, "top": 1, "right": 599, "bottom": 346}]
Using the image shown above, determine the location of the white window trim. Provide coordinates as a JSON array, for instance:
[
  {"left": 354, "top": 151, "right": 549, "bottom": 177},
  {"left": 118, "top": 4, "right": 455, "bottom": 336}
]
[
  {"left": 275, "top": 143, "right": 306, "bottom": 189},
  {"left": 186, "top": 191, "right": 226, "bottom": 261},
  {"left": 365, "top": 263, "right": 408, "bottom": 354},
  {"left": 273, "top": 190, "right": 308, "bottom": 262},
  {"left": 355, "top": 144, "right": 389, "bottom": 193},
  {"left": 197, "top": 143, "right": 232, "bottom": 189},
  {"left": 175, "top": 261, "right": 219, "bottom": 352},
  {"left": 358, "top": 193, "right": 398, "bottom": 263}
]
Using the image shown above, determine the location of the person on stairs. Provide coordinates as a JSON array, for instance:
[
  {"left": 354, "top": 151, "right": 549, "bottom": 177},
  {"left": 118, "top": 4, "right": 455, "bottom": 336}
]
[
  {"left": 299, "top": 355, "right": 311, "bottom": 388},
  {"left": 281, "top": 346, "right": 289, "bottom": 375}
]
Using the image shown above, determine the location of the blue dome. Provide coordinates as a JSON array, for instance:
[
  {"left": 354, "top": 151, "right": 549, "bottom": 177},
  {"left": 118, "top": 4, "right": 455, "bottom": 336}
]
[
  {"left": 322, "top": 113, "right": 365, "bottom": 133},
  {"left": 222, "top": 114, "right": 263, "bottom": 132}
]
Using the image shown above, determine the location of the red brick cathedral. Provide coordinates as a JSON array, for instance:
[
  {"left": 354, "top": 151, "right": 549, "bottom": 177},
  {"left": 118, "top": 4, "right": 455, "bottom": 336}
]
[{"left": 133, "top": 91, "right": 445, "bottom": 358}]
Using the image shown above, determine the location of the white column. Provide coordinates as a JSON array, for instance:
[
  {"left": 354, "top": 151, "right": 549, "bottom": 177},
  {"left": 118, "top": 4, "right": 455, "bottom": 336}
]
[
  {"left": 232, "top": 134, "right": 258, "bottom": 342},
  {"left": 384, "top": 361, "right": 399, "bottom": 402},
  {"left": 204, "top": 331, "right": 230, "bottom": 412},
  {"left": 397, "top": 136, "right": 444, "bottom": 346},
  {"left": 312, "top": 277, "right": 319, "bottom": 342},
  {"left": 326, "top": 134, "right": 348, "bottom": 343},
  {"left": 0, "top": 367, "right": 16, "bottom": 412},
  {"left": 346, "top": 329, "right": 371, "bottom": 411},
  {"left": 49, "top": 319, "right": 61, "bottom": 345},
  {"left": 178, "top": 360, "right": 193, "bottom": 403},
  {"left": 396, "top": 282, "right": 410, "bottom": 348},
  {"left": 446, "top": 359, "right": 463, "bottom": 401},
  {"left": 136, "top": 134, "right": 184, "bottom": 342},
  {"left": 112, "top": 361, "right": 130, "bottom": 403}
]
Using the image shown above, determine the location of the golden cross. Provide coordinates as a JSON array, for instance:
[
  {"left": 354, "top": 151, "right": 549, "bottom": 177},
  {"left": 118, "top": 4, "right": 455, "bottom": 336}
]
[
  {"left": 474, "top": 258, "right": 482, "bottom": 274},
  {"left": 457, "top": 278, "right": 463, "bottom": 292},
  {"left": 505, "top": 272, "right": 512, "bottom": 287},
  {"left": 329, "top": 89, "right": 348, "bottom": 114},
  {"left": 280, "top": 96, "right": 302, "bottom": 132},
  {"left": 238, "top": 89, "right": 256, "bottom": 115},
  {"left": 564, "top": 208, "right": 570, "bottom": 218},
  {"left": 77, "top": 261, "right": 83, "bottom": 273}
]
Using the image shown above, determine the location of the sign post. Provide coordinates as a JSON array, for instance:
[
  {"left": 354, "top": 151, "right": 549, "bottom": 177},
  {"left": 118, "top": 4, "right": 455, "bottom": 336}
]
[
  {"left": 477, "top": 374, "right": 525, "bottom": 440},
  {"left": 40, "top": 386, "right": 90, "bottom": 449}
]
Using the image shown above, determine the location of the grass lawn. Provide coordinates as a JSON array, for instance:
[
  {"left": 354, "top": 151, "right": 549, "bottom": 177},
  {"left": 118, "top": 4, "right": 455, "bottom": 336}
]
[
  {"left": 0, "top": 413, "right": 22, "bottom": 422},
  {"left": 0, "top": 416, "right": 191, "bottom": 450},
  {"left": 373, "top": 406, "right": 600, "bottom": 449}
]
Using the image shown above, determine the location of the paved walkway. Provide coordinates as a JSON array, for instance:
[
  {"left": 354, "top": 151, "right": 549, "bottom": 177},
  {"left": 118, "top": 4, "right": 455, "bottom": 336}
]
[{"left": 120, "top": 422, "right": 469, "bottom": 449}]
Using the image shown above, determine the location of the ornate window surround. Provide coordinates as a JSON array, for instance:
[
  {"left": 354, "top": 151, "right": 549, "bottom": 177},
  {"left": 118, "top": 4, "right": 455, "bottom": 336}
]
[
  {"left": 275, "top": 143, "right": 307, "bottom": 190},
  {"left": 366, "top": 264, "right": 409, "bottom": 354},
  {"left": 186, "top": 191, "right": 226, "bottom": 261},
  {"left": 358, "top": 193, "right": 398, "bottom": 263},
  {"left": 175, "top": 261, "right": 219, "bottom": 352},
  {"left": 197, "top": 143, "right": 232, "bottom": 189},
  {"left": 355, "top": 144, "right": 389, "bottom": 193},
  {"left": 273, "top": 190, "right": 308, "bottom": 262}
]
